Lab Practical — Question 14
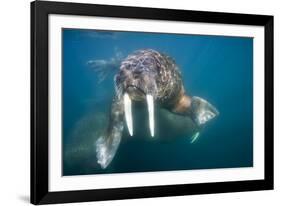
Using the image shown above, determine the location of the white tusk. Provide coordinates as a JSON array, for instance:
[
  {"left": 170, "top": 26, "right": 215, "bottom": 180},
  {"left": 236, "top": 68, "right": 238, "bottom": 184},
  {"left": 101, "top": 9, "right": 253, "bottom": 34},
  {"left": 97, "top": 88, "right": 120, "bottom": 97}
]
[
  {"left": 146, "top": 94, "right": 155, "bottom": 137},
  {"left": 124, "top": 93, "right": 133, "bottom": 136}
]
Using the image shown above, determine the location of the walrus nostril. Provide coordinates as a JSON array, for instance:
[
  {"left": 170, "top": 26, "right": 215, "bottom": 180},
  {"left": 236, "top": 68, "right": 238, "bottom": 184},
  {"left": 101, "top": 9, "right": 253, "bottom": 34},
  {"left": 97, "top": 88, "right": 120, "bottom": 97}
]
[{"left": 126, "top": 85, "right": 146, "bottom": 95}]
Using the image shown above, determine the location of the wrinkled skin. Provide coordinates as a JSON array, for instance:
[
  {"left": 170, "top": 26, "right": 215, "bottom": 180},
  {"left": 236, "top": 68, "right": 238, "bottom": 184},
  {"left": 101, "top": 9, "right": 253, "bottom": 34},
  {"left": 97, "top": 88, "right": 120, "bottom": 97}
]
[{"left": 115, "top": 49, "right": 184, "bottom": 109}]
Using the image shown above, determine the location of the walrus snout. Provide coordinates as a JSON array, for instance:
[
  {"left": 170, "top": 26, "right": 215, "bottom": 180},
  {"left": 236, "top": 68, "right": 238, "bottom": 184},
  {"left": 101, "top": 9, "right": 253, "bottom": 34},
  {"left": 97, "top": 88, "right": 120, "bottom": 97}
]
[
  {"left": 122, "top": 70, "right": 157, "bottom": 97},
  {"left": 126, "top": 85, "right": 146, "bottom": 101}
]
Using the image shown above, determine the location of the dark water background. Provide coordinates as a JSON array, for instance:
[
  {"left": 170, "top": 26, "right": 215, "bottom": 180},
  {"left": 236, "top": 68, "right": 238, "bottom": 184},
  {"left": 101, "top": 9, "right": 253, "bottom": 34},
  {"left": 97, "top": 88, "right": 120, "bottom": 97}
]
[{"left": 62, "top": 29, "right": 253, "bottom": 176}]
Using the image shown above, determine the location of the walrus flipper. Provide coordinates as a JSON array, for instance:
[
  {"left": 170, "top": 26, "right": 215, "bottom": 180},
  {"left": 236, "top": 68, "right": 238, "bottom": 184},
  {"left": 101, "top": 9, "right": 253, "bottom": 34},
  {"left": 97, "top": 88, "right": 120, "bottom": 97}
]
[
  {"left": 190, "top": 132, "right": 200, "bottom": 143},
  {"left": 191, "top": 96, "right": 219, "bottom": 126},
  {"left": 96, "top": 97, "right": 124, "bottom": 169},
  {"left": 87, "top": 53, "right": 122, "bottom": 83}
]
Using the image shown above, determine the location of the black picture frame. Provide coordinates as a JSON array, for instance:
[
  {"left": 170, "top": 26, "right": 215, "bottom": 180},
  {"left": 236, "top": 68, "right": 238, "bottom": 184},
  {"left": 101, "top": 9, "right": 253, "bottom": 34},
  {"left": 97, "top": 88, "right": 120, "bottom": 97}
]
[{"left": 31, "top": 0, "right": 274, "bottom": 204}]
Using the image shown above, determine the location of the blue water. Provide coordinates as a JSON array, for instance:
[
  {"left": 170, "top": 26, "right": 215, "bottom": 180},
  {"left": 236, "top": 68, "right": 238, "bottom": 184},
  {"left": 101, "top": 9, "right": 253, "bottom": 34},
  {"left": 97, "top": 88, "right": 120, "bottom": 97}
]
[{"left": 62, "top": 29, "right": 253, "bottom": 176}]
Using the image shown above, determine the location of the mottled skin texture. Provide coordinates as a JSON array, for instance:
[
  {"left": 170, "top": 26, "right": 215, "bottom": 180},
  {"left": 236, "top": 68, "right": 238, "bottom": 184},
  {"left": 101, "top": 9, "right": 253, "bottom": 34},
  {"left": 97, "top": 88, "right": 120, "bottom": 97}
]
[{"left": 114, "top": 49, "right": 190, "bottom": 112}]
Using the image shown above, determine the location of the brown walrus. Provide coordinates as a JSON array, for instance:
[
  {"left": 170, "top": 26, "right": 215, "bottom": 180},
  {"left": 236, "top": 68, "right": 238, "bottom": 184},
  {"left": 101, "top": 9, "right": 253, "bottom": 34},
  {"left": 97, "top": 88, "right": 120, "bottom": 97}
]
[{"left": 93, "top": 49, "right": 219, "bottom": 169}]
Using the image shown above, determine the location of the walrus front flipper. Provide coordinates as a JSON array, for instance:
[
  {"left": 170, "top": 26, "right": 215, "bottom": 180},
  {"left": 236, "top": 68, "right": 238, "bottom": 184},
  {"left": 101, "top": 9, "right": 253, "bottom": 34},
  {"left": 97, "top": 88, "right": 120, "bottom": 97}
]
[
  {"left": 87, "top": 51, "right": 123, "bottom": 83},
  {"left": 191, "top": 96, "right": 219, "bottom": 126},
  {"left": 96, "top": 97, "right": 124, "bottom": 169},
  {"left": 190, "top": 132, "right": 200, "bottom": 143}
]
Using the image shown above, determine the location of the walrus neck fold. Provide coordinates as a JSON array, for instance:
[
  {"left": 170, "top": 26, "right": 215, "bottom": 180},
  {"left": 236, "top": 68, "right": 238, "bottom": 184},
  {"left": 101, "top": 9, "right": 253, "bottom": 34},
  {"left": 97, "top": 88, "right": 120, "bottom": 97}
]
[{"left": 172, "top": 94, "right": 192, "bottom": 115}]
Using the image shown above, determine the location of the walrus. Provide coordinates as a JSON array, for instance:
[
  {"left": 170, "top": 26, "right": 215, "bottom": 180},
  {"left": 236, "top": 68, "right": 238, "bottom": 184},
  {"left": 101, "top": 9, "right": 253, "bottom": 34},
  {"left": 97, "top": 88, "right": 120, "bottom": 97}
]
[{"left": 92, "top": 49, "right": 219, "bottom": 169}]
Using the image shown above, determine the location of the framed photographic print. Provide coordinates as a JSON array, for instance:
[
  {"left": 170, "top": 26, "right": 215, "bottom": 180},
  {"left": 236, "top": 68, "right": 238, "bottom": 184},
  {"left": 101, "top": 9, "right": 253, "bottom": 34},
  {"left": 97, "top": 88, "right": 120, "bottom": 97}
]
[{"left": 31, "top": 0, "right": 274, "bottom": 204}]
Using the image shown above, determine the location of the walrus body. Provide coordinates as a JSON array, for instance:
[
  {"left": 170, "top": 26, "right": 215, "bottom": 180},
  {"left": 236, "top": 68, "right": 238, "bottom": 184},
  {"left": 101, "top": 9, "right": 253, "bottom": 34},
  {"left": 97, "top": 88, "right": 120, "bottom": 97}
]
[{"left": 95, "top": 49, "right": 219, "bottom": 169}]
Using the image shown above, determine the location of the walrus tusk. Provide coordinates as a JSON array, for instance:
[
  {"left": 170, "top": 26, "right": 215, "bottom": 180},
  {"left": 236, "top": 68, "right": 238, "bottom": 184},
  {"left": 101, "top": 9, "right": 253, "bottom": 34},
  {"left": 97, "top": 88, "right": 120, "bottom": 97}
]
[
  {"left": 146, "top": 94, "right": 155, "bottom": 137},
  {"left": 124, "top": 93, "right": 133, "bottom": 136}
]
